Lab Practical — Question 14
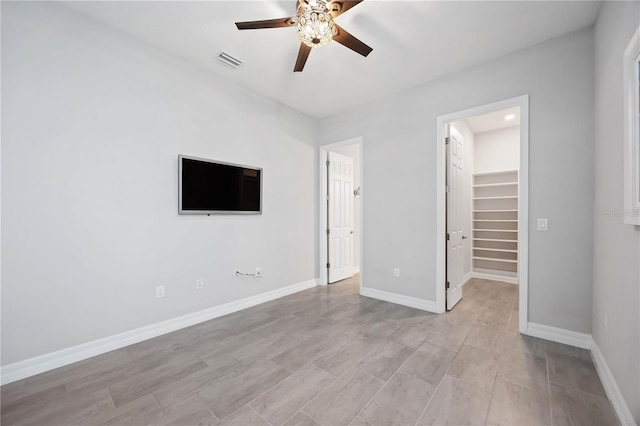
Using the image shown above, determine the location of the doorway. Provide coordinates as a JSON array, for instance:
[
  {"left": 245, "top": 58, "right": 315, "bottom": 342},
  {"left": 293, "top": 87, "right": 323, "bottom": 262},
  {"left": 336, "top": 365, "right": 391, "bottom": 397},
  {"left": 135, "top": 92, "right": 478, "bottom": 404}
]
[
  {"left": 436, "top": 96, "right": 529, "bottom": 332},
  {"left": 319, "top": 137, "right": 363, "bottom": 289}
]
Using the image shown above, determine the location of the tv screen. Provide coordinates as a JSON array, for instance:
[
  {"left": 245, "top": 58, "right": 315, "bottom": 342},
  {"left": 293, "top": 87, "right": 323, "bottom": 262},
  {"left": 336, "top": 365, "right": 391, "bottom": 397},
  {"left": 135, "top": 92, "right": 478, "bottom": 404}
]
[{"left": 179, "top": 155, "right": 262, "bottom": 214}]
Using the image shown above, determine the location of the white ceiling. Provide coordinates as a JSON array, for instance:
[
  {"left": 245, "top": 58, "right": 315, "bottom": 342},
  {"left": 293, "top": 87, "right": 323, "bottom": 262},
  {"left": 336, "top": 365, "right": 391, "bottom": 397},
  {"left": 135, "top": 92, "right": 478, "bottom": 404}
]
[
  {"left": 61, "top": 1, "right": 602, "bottom": 119},
  {"left": 464, "top": 106, "right": 520, "bottom": 134}
]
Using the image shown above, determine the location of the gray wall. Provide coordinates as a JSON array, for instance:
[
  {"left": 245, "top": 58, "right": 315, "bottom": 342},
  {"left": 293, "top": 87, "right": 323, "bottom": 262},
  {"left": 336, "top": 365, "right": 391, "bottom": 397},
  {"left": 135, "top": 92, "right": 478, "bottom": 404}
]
[
  {"left": 593, "top": 1, "right": 640, "bottom": 421},
  {"left": 1, "top": 2, "right": 318, "bottom": 365},
  {"left": 320, "top": 28, "right": 595, "bottom": 333}
]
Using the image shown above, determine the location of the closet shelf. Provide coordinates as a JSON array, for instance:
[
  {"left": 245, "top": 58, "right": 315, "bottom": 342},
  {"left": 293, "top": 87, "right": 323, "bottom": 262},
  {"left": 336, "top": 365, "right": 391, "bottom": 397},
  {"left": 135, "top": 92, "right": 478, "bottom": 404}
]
[
  {"left": 473, "top": 183, "right": 518, "bottom": 188},
  {"left": 473, "top": 170, "right": 518, "bottom": 177},
  {"left": 472, "top": 171, "right": 519, "bottom": 277},
  {"left": 473, "top": 256, "right": 518, "bottom": 264},
  {"left": 473, "top": 247, "right": 518, "bottom": 253},
  {"left": 473, "top": 238, "right": 519, "bottom": 243}
]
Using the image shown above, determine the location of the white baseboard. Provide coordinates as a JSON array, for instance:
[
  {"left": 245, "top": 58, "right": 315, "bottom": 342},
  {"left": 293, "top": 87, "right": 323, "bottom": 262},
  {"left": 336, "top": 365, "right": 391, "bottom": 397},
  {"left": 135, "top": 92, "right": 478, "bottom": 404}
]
[
  {"left": 590, "top": 340, "right": 637, "bottom": 426},
  {"left": 471, "top": 271, "right": 518, "bottom": 285},
  {"left": 1, "top": 278, "right": 319, "bottom": 385},
  {"left": 524, "top": 322, "right": 592, "bottom": 349},
  {"left": 360, "top": 287, "right": 442, "bottom": 313},
  {"left": 462, "top": 272, "right": 473, "bottom": 285},
  {"left": 353, "top": 266, "right": 361, "bottom": 274}
]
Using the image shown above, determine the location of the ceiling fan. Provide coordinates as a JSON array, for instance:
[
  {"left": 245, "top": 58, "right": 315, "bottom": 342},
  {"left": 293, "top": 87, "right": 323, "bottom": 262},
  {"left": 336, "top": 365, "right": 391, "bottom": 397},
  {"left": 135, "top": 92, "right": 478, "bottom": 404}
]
[{"left": 235, "top": 0, "right": 372, "bottom": 72}]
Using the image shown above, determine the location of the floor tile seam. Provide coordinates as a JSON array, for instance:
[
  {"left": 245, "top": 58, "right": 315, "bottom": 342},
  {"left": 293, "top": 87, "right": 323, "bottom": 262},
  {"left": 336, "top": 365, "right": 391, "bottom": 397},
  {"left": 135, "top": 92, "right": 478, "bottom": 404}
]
[
  {"left": 546, "top": 349, "right": 554, "bottom": 425},
  {"left": 547, "top": 379, "right": 612, "bottom": 402},
  {"left": 350, "top": 369, "right": 396, "bottom": 424},
  {"left": 495, "top": 371, "right": 551, "bottom": 398},
  {"left": 410, "top": 366, "right": 453, "bottom": 426},
  {"left": 194, "top": 392, "right": 220, "bottom": 424},
  {"left": 299, "top": 408, "right": 326, "bottom": 426},
  {"left": 359, "top": 338, "right": 418, "bottom": 380},
  {"left": 191, "top": 363, "right": 288, "bottom": 419},
  {"left": 272, "top": 331, "right": 358, "bottom": 373},
  {"left": 482, "top": 371, "right": 500, "bottom": 425},
  {"left": 243, "top": 364, "right": 339, "bottom": 425},
  {"left": 312, "top": 337, "right": 380, "bottom": 378},
  {"left": 229, "top": 334, "right": 304, "bottom": 366},
  {"left": 353, "top": 339, "right": 442, "bottom": 426},
  {"left": 500, "top": 344, "right": 546, "bottom": 361},
  {"left": 216, "top": 402, "right": 270, "bottom": 425},
  {"left": 298, "top": 367, "right": 384, "bottom": 426},
  {"left": 105, "top": 383, "right": 118, "bottom": 414},
  {"left": 450, "top": 343, "right": 501, "bottom": 391},
  {"left": 249, "top": 404, "right": 276, "bottom": 426},
  {"left": 149, "top": 393, "right": 167, "bottom": 417},
  {"left": 93, "top": 390, "right": 157, "bottom": 425},
  {"left": 505, "top": 289, "right": 517, "bottom": 332},
  {"left": 279, "top": 408, "right": 306, "bottom": 426}
]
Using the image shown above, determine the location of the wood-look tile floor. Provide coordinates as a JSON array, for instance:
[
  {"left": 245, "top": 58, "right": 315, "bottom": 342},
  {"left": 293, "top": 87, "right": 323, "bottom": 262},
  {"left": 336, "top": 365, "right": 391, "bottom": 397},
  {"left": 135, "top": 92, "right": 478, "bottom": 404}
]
[{"left": 1, "top": 277, "right": 619, "bottom": 426}]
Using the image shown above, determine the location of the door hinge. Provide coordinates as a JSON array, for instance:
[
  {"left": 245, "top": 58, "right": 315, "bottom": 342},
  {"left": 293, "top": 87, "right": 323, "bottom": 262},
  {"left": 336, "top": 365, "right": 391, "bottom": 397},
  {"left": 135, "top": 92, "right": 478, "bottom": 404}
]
[
  {"left": 326, "top": 262, "right": 330, "bottom": 269},
  {"left": 445, "top": 137, "right": 450, "bottom": 145},
  {"left": 326, "top": 194, "right": 330, "bottom": 201},
  {"left": 446, "top": 233, "right": 450, "bottom": 241},
  {"left": 326, "top": 229, "right": 330, "bottom": 235},
  {"left": 445, "top": 185, "right": 450, "bottom": 193},
  {"left": 446, "top": 281, "right": 450, "bottom": 289},
  {"left": 326, "top": 160, "right": 330, "bottom": 167}
]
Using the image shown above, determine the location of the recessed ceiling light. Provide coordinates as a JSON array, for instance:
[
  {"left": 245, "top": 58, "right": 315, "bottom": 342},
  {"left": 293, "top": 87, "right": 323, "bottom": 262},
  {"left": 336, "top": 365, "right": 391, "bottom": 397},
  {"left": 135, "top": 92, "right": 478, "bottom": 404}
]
[{"left": 504, "top": 114, "right": 516, "bottom": 121}]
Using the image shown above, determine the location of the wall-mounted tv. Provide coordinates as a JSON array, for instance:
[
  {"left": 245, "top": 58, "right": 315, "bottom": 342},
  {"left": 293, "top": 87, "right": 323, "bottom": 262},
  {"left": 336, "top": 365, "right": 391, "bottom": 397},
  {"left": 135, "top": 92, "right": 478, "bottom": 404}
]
[{"left": 179, "top": 155, "right": 262, "bottom": 215}]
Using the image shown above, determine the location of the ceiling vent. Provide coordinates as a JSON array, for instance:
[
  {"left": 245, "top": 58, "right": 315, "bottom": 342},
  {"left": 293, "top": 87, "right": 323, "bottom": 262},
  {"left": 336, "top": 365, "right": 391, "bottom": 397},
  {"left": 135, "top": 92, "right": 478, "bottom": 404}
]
[{"left": 217, "top": 52, "right": 243, "bottom": 68}]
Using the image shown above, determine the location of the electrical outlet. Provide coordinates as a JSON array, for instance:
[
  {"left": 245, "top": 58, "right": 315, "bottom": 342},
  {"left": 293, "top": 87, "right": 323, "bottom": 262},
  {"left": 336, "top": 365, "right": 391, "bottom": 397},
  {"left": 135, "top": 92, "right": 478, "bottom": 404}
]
[
  {"left": 604, "top": 312, "right": 608, "bottom": 331},
  {"left": 255, "top": 267, "right": 261, "bottom": 276},
  {"left": 393, "top": 267, "right": 400, "bottom": 278},
  {"left": 196, "top": 278, "right": 203, "bottom": 289},
  {"left": 156, "top": 285, "right": 165, "bottom": 298}
]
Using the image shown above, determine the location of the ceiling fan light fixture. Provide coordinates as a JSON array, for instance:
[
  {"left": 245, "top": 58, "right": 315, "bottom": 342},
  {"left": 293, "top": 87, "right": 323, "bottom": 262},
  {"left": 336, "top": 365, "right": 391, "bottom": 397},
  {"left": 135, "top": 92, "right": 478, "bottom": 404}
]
[{"left": 297, "top": 4, "right": 336, "bottom": 48}]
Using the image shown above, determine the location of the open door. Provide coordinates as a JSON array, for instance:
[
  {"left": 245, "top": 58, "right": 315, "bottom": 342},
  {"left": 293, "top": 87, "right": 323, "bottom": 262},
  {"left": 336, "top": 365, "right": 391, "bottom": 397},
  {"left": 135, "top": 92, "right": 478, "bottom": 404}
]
[
  {"left": 328, "top": 151, "right": 354, "bottom": 283},
  {"left": 446, "top": 124, "right": 465, "bottom": 310}
]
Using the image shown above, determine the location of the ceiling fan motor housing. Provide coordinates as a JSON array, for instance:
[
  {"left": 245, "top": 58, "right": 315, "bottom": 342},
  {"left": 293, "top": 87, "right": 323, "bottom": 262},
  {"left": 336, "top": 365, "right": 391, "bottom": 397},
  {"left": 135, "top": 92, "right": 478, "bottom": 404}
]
[{"left": 297, "top": 0, "right": 336, "bottom": 48}]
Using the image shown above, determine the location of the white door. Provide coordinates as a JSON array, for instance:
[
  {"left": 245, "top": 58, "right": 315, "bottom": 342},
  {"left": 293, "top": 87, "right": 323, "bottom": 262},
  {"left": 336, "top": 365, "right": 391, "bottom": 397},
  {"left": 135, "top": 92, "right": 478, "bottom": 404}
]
[
  {"left": 446, "top": 125, "right": 465, "bottom": 310},
  {"left": 328, "top": 151, "right": 354, "bottom": 283}
]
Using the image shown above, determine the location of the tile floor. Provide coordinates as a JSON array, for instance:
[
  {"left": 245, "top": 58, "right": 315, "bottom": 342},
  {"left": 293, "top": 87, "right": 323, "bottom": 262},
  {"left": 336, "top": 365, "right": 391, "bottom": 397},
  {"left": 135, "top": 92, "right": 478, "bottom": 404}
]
[{"left": 1, "top": 277, "right": 619, "bottom": 426}]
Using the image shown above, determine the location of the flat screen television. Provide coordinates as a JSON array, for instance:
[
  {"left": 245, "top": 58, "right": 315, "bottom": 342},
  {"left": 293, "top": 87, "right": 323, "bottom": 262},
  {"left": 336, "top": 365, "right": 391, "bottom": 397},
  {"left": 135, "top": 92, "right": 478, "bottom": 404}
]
[{"left": 179, "top": 155, "right": 262, "bottom": 215}]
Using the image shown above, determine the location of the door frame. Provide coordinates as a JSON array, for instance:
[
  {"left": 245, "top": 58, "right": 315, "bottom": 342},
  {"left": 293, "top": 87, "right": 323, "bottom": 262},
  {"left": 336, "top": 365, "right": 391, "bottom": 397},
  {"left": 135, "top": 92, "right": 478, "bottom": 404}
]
[
  {"left": 319, "top": 137, "right": 363, "bottom": 290},
  {"left": 436, "top": 95, "right": 529, "bottom": 332}
]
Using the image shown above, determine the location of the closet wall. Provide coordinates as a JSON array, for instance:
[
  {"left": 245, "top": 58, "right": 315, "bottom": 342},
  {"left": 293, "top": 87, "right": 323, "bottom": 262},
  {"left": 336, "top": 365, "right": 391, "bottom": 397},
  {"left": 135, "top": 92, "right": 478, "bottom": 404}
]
[{"left": 472, "top": 126, "right": 520, "bottom": 282}]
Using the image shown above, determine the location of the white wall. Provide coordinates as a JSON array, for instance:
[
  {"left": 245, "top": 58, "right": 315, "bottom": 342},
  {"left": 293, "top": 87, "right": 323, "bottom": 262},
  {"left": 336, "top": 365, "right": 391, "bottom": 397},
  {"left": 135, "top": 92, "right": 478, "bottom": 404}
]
[
  {"left": 593, "top": 1, "right": 640, "bottom": 422},
  {"left": 1, "top": 2, "right": 318, "bottom": 365},
  {"left": 320, "top": 27, "right": 595, "bottom": 333},
  {"left": 333, "top": 144, "right": 361, "bottom": 272},
  {"left": 474, "top": 126, "right": 520, "bottom": 174},
  {"left": 451, "top": 122, "right": 474, "bottom": 280}
]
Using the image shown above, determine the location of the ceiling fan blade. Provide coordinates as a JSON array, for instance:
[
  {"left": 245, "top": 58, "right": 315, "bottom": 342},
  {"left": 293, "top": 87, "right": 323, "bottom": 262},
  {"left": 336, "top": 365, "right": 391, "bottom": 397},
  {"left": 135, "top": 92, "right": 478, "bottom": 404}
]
[
  {"left": 327, "top": 1, "right": 363, "bottom": 18},
  {"left": 332, "top": 24, "right": 372, "bottom": 57},
  {"left": 235, "top": 17, "right": 295, "bottom": 30},
  {"left": 294, "top": 43, "right": 312, "bottom": 72}
]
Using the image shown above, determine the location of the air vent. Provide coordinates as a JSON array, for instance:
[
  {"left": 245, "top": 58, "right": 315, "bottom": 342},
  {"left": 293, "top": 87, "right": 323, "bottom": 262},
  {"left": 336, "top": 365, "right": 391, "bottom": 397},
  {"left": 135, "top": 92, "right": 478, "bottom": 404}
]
[{"left": 217, "top": 52, "right": 243, "bottom": 68}]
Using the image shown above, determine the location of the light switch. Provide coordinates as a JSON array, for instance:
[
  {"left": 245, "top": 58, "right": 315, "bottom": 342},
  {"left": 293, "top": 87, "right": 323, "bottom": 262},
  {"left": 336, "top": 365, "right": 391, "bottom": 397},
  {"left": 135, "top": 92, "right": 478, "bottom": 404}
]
[{"left": 537, "top": 218, "right": 548, "bottom": 231}]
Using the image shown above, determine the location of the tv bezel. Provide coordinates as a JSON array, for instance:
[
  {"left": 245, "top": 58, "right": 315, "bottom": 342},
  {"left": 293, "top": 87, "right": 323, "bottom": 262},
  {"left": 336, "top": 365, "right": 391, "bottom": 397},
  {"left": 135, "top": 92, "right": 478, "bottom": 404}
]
[{"left": 178, "top": 154, "right": 263, "bottom": 215}]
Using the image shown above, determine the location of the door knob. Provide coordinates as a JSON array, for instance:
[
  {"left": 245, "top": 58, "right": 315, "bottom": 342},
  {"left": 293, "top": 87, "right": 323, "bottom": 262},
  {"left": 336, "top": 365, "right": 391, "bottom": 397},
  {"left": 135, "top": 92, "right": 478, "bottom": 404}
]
[
  {"left": 462, "top": 235, "right": 468, "bottom": 239},
  {"left": 350, "top": 231, "right": 354, "bottom": 234}
]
